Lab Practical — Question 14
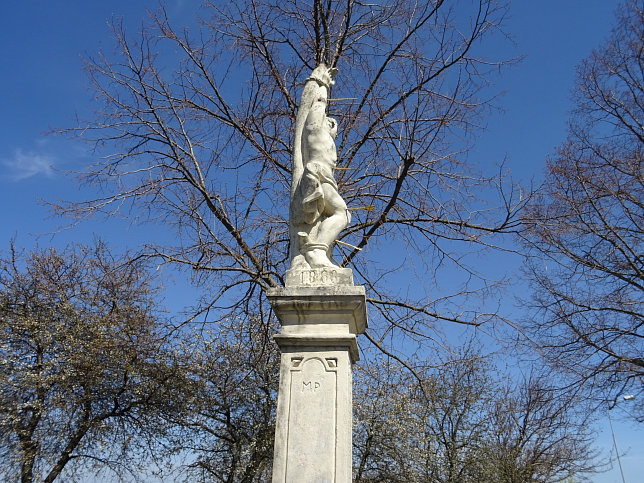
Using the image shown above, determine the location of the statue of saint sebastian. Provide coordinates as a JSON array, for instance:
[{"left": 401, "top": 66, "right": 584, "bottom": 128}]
[{"left": 289, "top": 64, "right": 350, "bottom": 269}]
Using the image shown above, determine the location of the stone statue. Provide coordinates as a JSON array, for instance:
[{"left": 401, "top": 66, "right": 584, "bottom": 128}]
[
  {"left": 271, "top": 66, "right": 366, "bottom": 483},
  {"left": 289, "top": 64, "right": 351, "bottom": 269}
]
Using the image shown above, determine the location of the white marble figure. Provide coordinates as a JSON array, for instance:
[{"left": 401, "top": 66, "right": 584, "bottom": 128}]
[{"left": 290, "top": 64, "right": 350, "bottom": 269}]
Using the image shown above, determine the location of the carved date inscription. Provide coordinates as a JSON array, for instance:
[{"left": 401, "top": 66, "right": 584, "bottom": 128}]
[{"left": 301, "top": 268, "right": 337, "bottom": 285}]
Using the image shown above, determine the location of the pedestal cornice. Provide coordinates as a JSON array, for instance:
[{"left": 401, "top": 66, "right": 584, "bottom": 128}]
[{"left": 267, "top": 284, "right": 368, "bottom": 337}]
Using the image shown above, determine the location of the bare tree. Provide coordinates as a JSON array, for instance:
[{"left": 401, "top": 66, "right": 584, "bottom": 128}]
[
  {"left": 484, "top": 373, "right": 599, "bottom": 482},
  {"left": 158, "top": 316, "right": 279, "bottom": 483},
  {"left": 353, "top": 347, "right": 599, "bottom": 482},
  {"left": 407, "top": 352, "right": 494, "bottom": 483},
  {"left": 57, "top": 0, "right": 523, "bottom": 357},
  {"left": 521, "top": 0, "right": 643, "bottom": 417},
  {"left": 353, "top": 359, "right": 420, "bottom": 483},
  {"left": 0, "top": 242, "right": 173, "bottom": 483}
]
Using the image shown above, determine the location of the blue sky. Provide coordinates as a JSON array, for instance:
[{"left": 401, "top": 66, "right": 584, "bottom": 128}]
[{"left": 0, "top": 1, "right": 640, "bottom": 481}]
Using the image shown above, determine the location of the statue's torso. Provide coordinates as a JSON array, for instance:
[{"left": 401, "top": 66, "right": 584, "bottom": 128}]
[{"left": 303, "top": 124, "right": 337, "bottom": 168}]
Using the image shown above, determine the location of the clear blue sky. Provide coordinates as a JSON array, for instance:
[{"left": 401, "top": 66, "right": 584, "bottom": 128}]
[{"left": 0, "top": 1, "right": 639, "bottom": 481}]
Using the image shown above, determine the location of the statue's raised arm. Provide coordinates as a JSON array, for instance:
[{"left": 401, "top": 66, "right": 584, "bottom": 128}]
[
  {"left": 289, "top": 64, "right": 350, "bottom": 269},
  {"left": 290, "top": 65, "right": 335, "bottom": 199}
]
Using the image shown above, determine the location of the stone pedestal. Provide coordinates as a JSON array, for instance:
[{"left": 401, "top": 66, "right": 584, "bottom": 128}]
[{"left": 268, "top": 267, "right": 367, "bottom": 483}]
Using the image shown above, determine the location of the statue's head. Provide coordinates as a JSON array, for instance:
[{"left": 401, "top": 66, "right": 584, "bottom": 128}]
[{"left": 327, "top": 117, "right": 338, "bottom": 138}]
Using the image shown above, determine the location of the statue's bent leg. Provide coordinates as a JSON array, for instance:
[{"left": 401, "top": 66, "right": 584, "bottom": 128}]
[
  {"left": 300, "top": 184, "right": 349, "bottom": 268},
  {"left": 316, "top": 184, "right": 350, "bottom": 250}
]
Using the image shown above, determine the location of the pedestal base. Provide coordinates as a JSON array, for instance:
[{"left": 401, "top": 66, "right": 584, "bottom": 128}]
[{"left": 271, "top": 342, "right": 353, "bottom": 483}]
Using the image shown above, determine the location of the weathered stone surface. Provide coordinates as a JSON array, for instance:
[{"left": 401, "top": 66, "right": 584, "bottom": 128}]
[
  {"left": 268, "top": 274, "right": 366, "bottom": 483},
  {"left": 275, "top": 63, "right": 364, "bottom": 481},
  {"left": 289, "top": 64, "right": 350, "bottom": 270},
  {"left": 285, "top": 266, "right": 354, "bottom": 288},
  {"left": 268, "top": 283, "right": 367, "bottom": 344},
  {"left": 271, "top": 349, "right": 352, "bottom": 483}
]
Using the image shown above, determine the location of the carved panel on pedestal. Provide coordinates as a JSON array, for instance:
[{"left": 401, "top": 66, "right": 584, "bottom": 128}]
[{"left": 285, "top": 356, "right": 339, "bottom": 481}]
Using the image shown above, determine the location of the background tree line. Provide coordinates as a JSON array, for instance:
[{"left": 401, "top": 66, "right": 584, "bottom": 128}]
[
  {"left": 0, "top": 246, "right": 597, "bottom": 481},
  {"left": 1, "top": 0, "right": 641, "bottom": 481}
]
